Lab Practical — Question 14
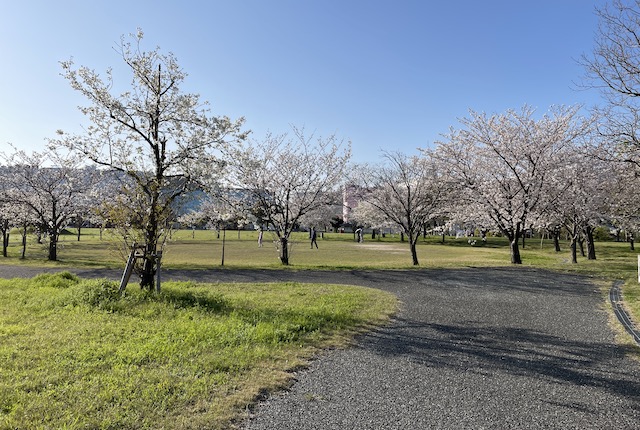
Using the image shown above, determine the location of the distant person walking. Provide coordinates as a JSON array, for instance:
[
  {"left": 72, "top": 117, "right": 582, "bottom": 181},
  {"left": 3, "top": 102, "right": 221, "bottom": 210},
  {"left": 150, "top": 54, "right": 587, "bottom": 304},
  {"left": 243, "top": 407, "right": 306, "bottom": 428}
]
[{"left": 310, "top": 228, "right": 318, "bottom": 249}]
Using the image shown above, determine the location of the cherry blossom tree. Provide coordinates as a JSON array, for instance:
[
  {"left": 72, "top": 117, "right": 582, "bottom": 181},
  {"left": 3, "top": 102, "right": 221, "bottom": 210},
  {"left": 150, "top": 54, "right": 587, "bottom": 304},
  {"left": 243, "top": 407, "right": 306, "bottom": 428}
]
[
  {"left": 1, "top": 146, "right": 92, "bottom": 261},
  {"left": 350, "top": 151, "right": 452, "bottom": 265},
  {"left": 52, "top": 30, "right": 247, "bottom": 289},
  {"left": 605, "top": 161, "right": 640, "bottom": 250},
  {"left": 0, "top": 175, "right": 11, "bottom": 257},
  {"left": 83, "top": 170, "right": 123, "bottom": 241},
  {"left": 580, "top": 0, "right": 640, "bottom": 255},
  {"left": 581, "top": 1, "right": 640, "bottom": 165},
  {"left": 350, "top": 198, "right": 397, "bottom": 240},
  {"left": 177, "top": 210, "right": 205, "bottom": 238},
  {"left": 298, "top": 191, "right": 343, "bottom": 233},
  {"left": 0, "top": 204, "right": 10, "bottom": 257},
  {"left": 223, "top": 127, "right": 350, "bottom": 265},
  {"left": 433, "top": 105, "right": 589, "bottom": 264},
  {"left": 543, "top": 151, "right": 610, "bottom": 263}
]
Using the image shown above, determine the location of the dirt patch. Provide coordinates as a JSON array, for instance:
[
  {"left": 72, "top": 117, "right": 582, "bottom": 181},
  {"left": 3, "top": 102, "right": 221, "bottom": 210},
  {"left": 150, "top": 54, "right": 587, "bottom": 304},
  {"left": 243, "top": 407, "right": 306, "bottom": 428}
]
[{"left": 357, "top": 244, "right": 407, "bottom": 253}]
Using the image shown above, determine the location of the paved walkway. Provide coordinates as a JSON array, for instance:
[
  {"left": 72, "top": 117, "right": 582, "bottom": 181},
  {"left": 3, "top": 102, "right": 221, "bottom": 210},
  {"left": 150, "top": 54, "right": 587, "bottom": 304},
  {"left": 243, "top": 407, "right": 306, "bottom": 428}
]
[{"left": 2, "top": 265, "right": 640, "bottom": 428}]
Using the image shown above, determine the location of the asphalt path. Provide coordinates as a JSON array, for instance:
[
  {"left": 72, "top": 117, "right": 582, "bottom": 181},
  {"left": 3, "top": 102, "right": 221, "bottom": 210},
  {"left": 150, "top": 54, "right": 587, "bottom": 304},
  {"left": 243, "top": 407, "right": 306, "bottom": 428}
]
[{"left": 2, "top": 265, "right": 640, "bottom": 428}]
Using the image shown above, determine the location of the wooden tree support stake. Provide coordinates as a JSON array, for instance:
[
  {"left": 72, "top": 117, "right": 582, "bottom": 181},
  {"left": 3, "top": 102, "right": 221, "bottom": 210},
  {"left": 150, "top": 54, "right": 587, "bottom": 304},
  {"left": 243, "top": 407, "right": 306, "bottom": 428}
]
[{"left": 119, "top": 243, "right": 162, "bottom": 293}]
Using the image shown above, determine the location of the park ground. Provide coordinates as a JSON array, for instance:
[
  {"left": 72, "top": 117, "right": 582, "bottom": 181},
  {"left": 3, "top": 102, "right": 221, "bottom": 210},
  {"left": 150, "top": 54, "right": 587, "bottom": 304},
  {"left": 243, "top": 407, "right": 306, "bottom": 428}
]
[{"left": 1, "top": 229, "right": 640, "bottom": 428}]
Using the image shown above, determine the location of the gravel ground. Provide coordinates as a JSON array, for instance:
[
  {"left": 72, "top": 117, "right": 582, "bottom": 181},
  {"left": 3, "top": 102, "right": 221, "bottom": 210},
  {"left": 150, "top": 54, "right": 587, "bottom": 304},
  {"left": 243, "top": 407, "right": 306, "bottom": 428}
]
[{"left": 2, "top": 265, "right": 639, "bottom": 428}]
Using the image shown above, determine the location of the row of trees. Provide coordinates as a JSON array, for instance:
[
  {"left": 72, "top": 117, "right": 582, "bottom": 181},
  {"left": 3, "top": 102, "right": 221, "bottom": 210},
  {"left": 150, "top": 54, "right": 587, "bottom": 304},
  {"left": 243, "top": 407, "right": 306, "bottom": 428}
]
[
  {"left": 1, "top": 104, "right": 636, "bottom": 271},
  {"left": 3, "top": 1, "right": 640, "bottom": 289}
]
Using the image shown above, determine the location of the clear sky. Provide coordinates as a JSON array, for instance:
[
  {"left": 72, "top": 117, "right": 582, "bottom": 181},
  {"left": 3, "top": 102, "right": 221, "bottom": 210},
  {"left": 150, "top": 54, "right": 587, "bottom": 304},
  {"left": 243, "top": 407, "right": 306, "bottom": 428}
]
[{"left": 0, "top": 1, "right": 608, "bottom": 163}]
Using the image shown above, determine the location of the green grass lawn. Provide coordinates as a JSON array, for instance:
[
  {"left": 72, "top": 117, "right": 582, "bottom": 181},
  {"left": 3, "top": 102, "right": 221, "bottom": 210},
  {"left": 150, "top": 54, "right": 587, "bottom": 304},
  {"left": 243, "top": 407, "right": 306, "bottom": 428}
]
[
  {"left": 0, "top": 272, "right": 396, "bottom": 429},
  {"left": 3, "top": 228, "right": 640, "bottom": 316},
  {"left": 1, "top": 228, "right": 628, "bottom": 270}
]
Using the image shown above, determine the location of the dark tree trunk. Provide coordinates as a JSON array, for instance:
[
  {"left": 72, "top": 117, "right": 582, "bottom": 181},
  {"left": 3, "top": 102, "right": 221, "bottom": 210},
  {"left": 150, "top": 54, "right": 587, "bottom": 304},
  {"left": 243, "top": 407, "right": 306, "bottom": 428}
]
[
  {"left": 507, "top": 223, "right": 522, "bottom": 264},
  {"left": 410, "top": 243, "right": 419, "bottom": 265},
  {"left": 1, "top": 219, "right": 8, "bottom": 257},
  {"left": 21, "top": 224, "right": 27, "bottom": 259},
  {"left": 140, "top": 210, "right": 159, "bottom": 290},
  {"left": 578, "top": 237, "right": 586, "bottom": 257},
  {"left": 76, "top": 218, "right": 82, "bottom": 241},
  {"left": 279, "top": 236, "right": 289, "bottom": 265},
  {"left": 221, "top": 228, "right": 226, "bottom": 266},
  {"left": 48, "top": 234, "right": 57, "bottom": 261},
  {"left": 553, "top": 228, "right": 561, "bottom": 252},
  {"left": 570, "top": 236, "right": 578, "bottom": 263},
  {"left": 140, "top": 252, "right": 156, "bottom": 289},
  {"left": 568, "top": 220, "right": 579, "bottom": 264},
  {"left": 510, "top": 236, "right": 522, "bottom": 264},
  {"left": 409, "top": 231, "right": 419, "bottom": 265},
  {"left": 584, "top": 226, "right": 596, "bottom": 260}
]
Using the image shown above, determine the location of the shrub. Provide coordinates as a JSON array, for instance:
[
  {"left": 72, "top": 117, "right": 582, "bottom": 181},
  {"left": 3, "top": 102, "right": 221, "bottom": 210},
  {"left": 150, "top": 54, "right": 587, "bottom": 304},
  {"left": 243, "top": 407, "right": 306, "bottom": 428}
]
[
  {"left": 65, "top": 279, "right": 122, "bottom": 311},
  {"left": 32, "top": 271, "right": 79, "bottom": 289}
]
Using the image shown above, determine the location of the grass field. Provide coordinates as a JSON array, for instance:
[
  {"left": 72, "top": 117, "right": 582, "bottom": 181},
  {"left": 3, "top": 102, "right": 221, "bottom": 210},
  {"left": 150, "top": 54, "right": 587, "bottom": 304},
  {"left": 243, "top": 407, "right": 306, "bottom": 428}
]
[
  {"left": 1, "top": 227, "right": 635, "bottom": 272},
  {"left": 2, "top": 227, "right": 639, "bottom": 317},
  {"left": 0, "top": 272, "right": 396, "bottom": 429},
  {"left": 1, "top": 228, "right": 639, "bottom": 428}
]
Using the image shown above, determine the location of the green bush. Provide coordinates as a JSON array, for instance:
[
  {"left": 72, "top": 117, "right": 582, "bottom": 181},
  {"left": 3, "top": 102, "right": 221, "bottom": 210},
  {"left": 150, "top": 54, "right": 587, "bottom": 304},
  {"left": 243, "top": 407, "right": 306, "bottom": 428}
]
[
  {"left": 594, "top": 226, "right": 614, "bottom": 241},
  {"left": 65, "top": 279, "right": 122, "bottom": 311},
  {"left": 32, "top": 271, "right": 79, "bottom": 289}
]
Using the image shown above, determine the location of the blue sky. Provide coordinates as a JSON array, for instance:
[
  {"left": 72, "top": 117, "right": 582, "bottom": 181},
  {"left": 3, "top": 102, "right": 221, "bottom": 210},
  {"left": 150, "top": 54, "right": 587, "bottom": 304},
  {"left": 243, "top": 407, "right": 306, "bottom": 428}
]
[{"left": 1, "top": 1, "right": 608, "bottom": 163}]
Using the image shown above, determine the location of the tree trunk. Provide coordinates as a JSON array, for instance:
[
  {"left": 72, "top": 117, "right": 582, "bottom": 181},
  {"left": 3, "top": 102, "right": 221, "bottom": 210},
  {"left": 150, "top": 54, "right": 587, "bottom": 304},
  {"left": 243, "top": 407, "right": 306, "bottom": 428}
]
[
  {"left": 553, "top": 228, "right": 561, "bottom": 252},
  {"left": 584, "top": 226, "right": 596, "bottom": 260},
  {"left": 507, "top": 223, "right": 523, "bottom": 264},
  {"left": 578, "top": 237, "right": 585, "bottom": 257},
  {"left": 21, "top": 224, "right": 27, "bottom": 259},
  {"left": 140, "top": 248, "right": 157, "bottom": 290},
  {"left": 221, "top": 228, "right": 226, "bottom": 266},
  {"left": 410, "top": 241, "right": 419, "bottom": 265},
  {"left": 48, "top": 234, "right": 57, "bottom": 261},
  {"left": 510, "top": 236, "right": 522, "bottom": 264},
  {"left": 279, "top": 236, "right": 289, "bottom": 265},
  {"left": 140, "top": 221, "right": 158, "bottom": 290},
  {"left": 570, "top": 235, "right": 578, "bottom": 263},
  {"left": 1, "top": 219, "right": 8, "bottom": 257}
]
